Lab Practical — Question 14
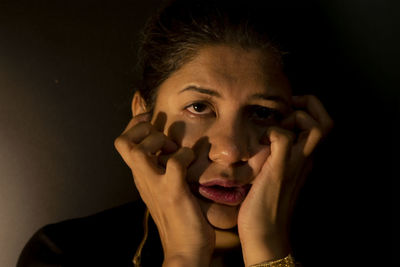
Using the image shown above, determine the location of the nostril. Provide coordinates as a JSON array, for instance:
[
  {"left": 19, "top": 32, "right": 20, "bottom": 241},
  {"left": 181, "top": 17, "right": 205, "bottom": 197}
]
[{"left": 208, "top": 132, "right": 250, "bottom": 165}]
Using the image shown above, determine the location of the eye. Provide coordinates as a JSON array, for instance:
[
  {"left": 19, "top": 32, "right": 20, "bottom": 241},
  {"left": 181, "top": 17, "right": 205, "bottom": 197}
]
[
  {"left": 248, "top": 105, "right": 283, "bottom": 122},
  {"left": 185, "top": 102, "right": 214, "bottom": 116}
]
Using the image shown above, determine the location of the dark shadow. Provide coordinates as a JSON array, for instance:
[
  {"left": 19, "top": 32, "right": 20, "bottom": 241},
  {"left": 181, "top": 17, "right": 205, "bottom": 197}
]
[
  {"left": 167, "top": 120, "right": 186, "bottom": 146},
  {"left": 152, "top": 111, "right": 167, "bottom": 132}
]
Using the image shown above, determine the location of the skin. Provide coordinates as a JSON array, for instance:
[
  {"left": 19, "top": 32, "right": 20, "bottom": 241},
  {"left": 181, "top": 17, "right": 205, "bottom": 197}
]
[{"left": 114, "top": 45, "right": 333, "bottom": 266}]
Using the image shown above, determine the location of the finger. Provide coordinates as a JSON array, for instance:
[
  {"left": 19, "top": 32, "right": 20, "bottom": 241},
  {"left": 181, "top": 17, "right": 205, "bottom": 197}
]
[
  {"left": 148, "top": 111, "right": 178, "bottom": 153},
  {"left": 138, "top": 132, "right": 170, "bottom": 155},
  {"left": 281, "top": 110, "right": 319, "bottom": 131},
  {"left": 115, "top": 123, "right": 178, "bottom": 159},
  {"left": 165, "top": 147, "right": 195, "bottom": 189},
  {"left": 122, "top": 112, "right": 151, "bottom": 134},
  {"left": 264, "top": 126, "right": 295, "bottom": 174},
  {"left": 161, "top": 139, "right": 179, "bottom": 155},
  {"left": 279, "top": 112, "right": 295, "bottom": 132},
  {"left": 293, "top": 111, "right": 323, "bottom": 156},
  {"left": 127, "top": 136, "right": 168, "bottom": 177},
  {"left": 281, "top": 109, "right": 321, "bottom": 131},
  {"left": 292, "top": 95, "right": 334, "bottom": 135},
  {"left": 115, "top": 113, "right": 152, "bottom": 151},
  {"left": 125, "top": 121, "right": 154, "bottom": 144},
  {"left": 125, "top": 117, "right": 178, "bottom": 153},
  {"left": 115, "top": 122, "right": 155, "bottom": 161}
]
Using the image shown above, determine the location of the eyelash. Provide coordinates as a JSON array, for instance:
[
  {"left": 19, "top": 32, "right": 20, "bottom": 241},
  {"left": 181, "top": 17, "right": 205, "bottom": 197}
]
[
  {"left": 184, "top": 102, "right": 283, "bottom": 123},
  {"left": 185, "top": 102, "right": 213, "bottom": 116}
]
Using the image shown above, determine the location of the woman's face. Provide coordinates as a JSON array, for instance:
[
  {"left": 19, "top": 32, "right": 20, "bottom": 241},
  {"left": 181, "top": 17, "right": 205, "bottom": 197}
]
[{"left": 139, "top": 45, "right": 292, "bottom": 230}]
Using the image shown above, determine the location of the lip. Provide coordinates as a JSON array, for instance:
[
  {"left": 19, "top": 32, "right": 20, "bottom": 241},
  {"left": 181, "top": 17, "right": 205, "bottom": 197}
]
[{"left": 192, "top": 179, "right": 251, "bottom": 206}]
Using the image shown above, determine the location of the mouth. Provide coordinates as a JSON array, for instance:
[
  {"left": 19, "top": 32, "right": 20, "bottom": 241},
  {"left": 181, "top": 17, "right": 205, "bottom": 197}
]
[{"left": 191, "top": 180, "right": 251, "bottom": 206}]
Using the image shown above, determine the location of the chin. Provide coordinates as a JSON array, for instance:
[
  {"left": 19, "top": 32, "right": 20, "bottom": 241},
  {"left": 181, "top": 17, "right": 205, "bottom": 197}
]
[{"left": 197, "top": 198, "right": 239, "bottom": 229}]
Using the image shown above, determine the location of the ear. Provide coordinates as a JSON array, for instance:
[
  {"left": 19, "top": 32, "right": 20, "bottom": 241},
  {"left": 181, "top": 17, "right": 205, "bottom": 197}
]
[{"left": 131, "top": 91, "right": 147, "bottom": 117}]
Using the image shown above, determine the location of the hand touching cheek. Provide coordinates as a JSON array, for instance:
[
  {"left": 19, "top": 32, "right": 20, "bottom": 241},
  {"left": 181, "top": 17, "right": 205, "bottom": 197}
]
[
  {"left": 114, "top": 112, "right": 215, "bottom": 267},
  {"left": 237, "top": 95, "right": 333, "bottom": 266}
]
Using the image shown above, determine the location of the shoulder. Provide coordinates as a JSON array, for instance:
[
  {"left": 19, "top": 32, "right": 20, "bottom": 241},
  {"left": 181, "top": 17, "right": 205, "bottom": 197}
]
[{"left": 17, "top": 200, "right": 146, "bottom": 267}]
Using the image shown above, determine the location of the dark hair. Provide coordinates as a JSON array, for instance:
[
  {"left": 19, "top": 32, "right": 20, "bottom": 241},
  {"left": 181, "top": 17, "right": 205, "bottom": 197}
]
[{"left": 137, "top": 0, "right": 290, "bottom": 111}]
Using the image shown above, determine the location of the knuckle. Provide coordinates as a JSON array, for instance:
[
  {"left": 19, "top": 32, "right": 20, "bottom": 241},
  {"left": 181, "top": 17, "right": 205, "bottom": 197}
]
[
  {"left": 268, "top": 126, "right": 280, "bottom": 135},
  {"left": 282, "top": 131, "right": 295, "bottom": 145},
  {"left": 295, "top": 110, "right": 308, "bottom": 118},
  {"left": 114, "top": 135, "right": 128, "bottom": 150},
  {"left": 142, "top": 122, "right": 153, "bottom": 133},
  {"left": 152, "top": 131, "right": 165, "bottom": 140},
  {"left": 130, "top": 144, "right": 146, "bottom": 158},
  {"left": 270, "top": 127, "right": 294, "bottom": 144},
  {"left": 135, "top": 121, "right": 152, "bottom": 135},
  {"left": 113, "top": 136, "right": 123, "bottom": 149},
  {"left": 150, "top": 132, "right": 167, "bottom": 148}
]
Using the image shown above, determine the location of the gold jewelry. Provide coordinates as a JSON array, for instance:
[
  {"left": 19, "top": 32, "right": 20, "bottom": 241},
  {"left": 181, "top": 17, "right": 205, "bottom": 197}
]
[
  {"left": 132, "top": 209, "right": 301, "bottom": 267},
  {"left": 249, "top": 254, "right": 298, "bottom": 267}
]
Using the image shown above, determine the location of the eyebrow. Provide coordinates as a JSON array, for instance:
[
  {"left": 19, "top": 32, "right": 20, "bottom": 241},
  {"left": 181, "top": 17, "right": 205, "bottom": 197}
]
[
  {"left": 179, "top": 86, "right": 288, "bottom": 106},
  {"left": 178, "top": 86, "right": 221, "bottom": 97},
  {"left": 251, "top": 93, "right": 289, "bottom": 107}
]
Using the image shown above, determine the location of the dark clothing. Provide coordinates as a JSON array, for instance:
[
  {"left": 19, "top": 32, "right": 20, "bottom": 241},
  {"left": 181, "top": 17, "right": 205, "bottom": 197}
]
[
  {"left": 17, "top": 200, "right": 164, "bottom": 267},
  {"left": 17, "top": 200, "right": 244, "bottom": 267}
]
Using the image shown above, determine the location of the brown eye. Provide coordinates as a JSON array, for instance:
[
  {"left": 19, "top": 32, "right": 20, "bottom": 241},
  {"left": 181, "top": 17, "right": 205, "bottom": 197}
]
[
  {"left": 254, "top": 106, "right": 273, "bottom": 118},
  {"left": 186, "top": 102, "right": 213, "bottom": 115},
  {"left": 192, "top": 103, "right": 207, "bottom": 112},
  {"left": 249, "top": 105, "right": 282, "bottom": 122}
]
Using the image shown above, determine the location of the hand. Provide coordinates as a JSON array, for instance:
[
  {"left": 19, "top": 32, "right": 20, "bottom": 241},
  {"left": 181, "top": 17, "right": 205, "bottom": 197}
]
[
  {"left": 114, "top": 112, "right": 215, "bottom": 267},
  {"left": 237, "top": 95, "right": 334, "bottom": 266}
]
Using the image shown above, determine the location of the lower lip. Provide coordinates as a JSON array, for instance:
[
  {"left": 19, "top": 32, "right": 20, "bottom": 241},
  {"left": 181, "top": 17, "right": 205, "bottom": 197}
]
[{"left": 197, "top": 184, "right": 250, "bottom": 206}]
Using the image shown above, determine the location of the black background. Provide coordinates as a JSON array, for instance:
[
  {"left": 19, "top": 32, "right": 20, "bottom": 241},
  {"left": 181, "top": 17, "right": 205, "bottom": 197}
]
[{"left": 0, "top": 0, "right": 397, "bottom": 266}]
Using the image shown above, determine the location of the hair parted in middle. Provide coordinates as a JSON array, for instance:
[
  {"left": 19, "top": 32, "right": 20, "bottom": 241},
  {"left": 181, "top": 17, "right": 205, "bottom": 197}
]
[{"left": 136, "top": 0, "right": 292, "bottom": 111}]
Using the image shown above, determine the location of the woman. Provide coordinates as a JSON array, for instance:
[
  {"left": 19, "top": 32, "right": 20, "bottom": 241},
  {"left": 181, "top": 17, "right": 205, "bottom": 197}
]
[{"left": 18, "top": 0, "right": 333, "bottom": 266}]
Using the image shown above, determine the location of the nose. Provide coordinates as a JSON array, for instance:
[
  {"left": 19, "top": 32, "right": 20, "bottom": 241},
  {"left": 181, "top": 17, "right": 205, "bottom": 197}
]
[{"left": 208, "top": 121, "right": 249, "bottom": 165}]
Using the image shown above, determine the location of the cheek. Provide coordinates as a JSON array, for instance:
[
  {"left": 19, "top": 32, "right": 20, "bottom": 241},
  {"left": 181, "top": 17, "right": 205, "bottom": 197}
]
[
  {"left": 178, "top": 122, "right": 208, "bottom": 148},
  {"left": 248, "top": 145, "right": 271, "bottom": 179},
  {"left": 161, "top": 115, "right": 206, "bottom": 147},
  {"left": 176, "top": 122, "right": 211, "bottom": 181}
]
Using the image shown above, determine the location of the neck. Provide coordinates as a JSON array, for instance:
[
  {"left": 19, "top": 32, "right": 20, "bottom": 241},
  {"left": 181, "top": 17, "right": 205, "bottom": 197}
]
[
  {"left": 215, "top": 228, "right": 241, "bottom": 249},
  {"left": 211, "top": 228, "right": 242, "bottom": 267}
]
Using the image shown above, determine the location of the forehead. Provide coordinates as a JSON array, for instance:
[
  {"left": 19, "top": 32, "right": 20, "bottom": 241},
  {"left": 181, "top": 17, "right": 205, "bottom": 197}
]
[{"left": 157, "top": 45, "right": 291, "bottom": 102}]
